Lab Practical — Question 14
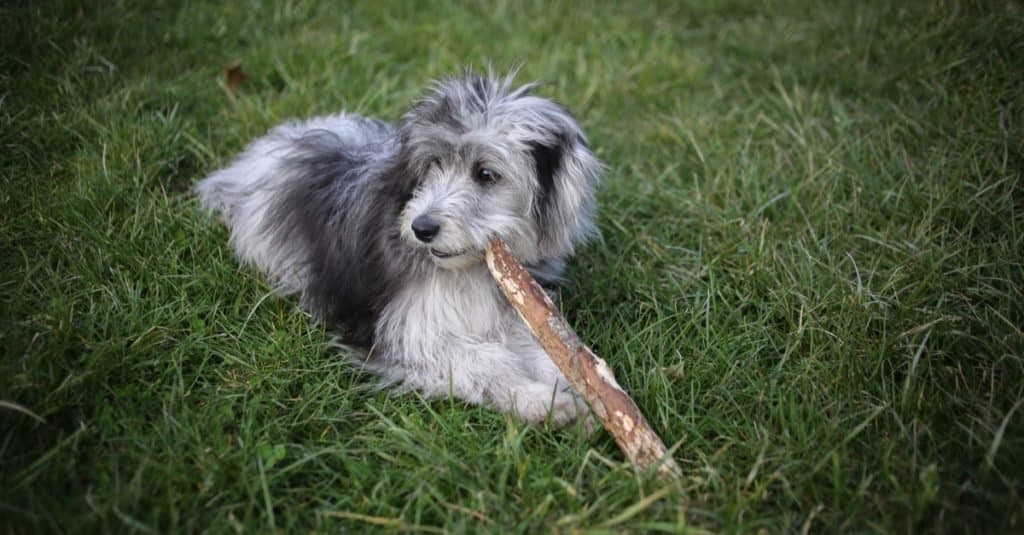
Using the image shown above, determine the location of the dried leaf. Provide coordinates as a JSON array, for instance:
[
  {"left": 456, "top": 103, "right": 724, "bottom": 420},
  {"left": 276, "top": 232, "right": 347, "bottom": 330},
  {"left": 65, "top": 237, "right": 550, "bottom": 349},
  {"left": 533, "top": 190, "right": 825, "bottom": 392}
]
[{"left": 225, "top": 61, "right": 247, "bottom": 92}]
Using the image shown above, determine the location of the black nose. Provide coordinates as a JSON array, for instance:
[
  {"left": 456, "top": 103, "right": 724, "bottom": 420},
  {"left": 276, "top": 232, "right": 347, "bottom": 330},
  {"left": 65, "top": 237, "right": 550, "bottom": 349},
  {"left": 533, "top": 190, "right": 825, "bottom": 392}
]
[{"left": 411, "top": 215, "right": 441, "bottom": 243}]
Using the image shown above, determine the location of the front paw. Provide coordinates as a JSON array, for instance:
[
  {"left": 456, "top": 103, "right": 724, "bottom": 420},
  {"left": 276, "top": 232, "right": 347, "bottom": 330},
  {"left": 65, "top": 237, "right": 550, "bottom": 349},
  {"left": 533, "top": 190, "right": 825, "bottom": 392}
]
[
  {"left": 506, "top": 384, "right": 593, "bottom": 429},
  {"left": 550, "top": 390, "right": 596, "bottom": 431}
]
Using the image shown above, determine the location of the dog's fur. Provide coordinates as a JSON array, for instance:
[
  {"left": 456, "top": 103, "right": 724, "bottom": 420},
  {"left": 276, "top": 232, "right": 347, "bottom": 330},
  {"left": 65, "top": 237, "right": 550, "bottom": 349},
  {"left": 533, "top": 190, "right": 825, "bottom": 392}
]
[{"left": 196, "top": 72, "right": 602, "bottom": 424}]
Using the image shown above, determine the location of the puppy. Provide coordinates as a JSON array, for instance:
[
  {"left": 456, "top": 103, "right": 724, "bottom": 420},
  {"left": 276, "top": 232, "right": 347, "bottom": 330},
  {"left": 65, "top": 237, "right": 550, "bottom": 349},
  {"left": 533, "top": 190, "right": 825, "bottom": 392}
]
[{"left": 196, "top": 72, "right": 602, "bottom": 425}]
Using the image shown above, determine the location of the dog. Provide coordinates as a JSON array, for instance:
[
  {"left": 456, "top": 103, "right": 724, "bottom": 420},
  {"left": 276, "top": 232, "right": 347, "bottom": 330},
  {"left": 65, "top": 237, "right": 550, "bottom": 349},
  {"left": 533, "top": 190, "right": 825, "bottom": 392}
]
[{"left": 196, "top": 72, "right": 602, "bottom": 425}]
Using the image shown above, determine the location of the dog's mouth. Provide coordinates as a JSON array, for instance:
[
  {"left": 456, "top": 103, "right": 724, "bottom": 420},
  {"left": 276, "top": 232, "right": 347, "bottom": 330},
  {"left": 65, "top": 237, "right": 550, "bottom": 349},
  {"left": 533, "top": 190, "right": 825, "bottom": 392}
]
[{"left": 430, "top": 248, "right": 466, "bottom": 259}]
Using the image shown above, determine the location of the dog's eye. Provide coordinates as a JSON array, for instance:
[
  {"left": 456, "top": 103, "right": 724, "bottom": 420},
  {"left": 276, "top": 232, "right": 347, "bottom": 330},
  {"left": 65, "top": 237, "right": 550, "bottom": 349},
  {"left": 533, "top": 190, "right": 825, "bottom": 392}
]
[{"left": 475, "top": 166, "right": 500, "bottom": 184}]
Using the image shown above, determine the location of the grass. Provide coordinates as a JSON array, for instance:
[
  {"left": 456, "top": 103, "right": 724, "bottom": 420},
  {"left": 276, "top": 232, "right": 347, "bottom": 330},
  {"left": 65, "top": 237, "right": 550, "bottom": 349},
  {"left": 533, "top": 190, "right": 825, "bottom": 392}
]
[{"left": 1, "top": 0, "right": 1022, "bottom": 531}]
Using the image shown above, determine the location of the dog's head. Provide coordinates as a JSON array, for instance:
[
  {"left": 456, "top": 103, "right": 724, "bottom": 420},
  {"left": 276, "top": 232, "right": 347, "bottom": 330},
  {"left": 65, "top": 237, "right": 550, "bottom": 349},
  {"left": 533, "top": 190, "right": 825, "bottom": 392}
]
[{"left": 395, "top": 72, "right": 602, "bottom": 268}]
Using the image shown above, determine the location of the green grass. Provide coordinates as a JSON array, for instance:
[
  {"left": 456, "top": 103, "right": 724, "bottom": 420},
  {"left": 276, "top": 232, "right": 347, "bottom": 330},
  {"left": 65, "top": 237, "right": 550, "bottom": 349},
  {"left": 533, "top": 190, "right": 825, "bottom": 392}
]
[{"left": 2, "top": 0, "right": 1022, "bottom": 532}]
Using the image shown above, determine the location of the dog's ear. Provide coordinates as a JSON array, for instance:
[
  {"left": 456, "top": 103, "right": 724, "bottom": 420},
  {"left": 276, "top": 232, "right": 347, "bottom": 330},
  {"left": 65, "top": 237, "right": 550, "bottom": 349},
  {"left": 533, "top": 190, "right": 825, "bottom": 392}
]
[{"left": 527, "top": 109, "right": 603, "bottom": 258}]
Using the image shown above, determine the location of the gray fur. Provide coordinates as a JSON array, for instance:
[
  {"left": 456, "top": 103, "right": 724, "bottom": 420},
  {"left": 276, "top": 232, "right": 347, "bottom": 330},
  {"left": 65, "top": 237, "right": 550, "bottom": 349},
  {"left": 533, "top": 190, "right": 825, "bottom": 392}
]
[{"left": 196, "top": 72, "right": 602, "bottom": 425}]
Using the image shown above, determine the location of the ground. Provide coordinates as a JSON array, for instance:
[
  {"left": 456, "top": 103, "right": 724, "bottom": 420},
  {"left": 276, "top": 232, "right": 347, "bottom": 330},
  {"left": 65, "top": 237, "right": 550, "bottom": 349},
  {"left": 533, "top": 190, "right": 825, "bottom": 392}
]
[{"left": 1, "top": 0, "right": 1022, "bottom": 532}]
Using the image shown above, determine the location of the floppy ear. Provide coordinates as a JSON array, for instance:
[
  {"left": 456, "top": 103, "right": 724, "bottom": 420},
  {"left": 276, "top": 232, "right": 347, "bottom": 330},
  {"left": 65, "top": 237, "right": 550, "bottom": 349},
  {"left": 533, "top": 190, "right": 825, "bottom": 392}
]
[{"left": 527, "top": 111, "right": 603, "bottom": 258}]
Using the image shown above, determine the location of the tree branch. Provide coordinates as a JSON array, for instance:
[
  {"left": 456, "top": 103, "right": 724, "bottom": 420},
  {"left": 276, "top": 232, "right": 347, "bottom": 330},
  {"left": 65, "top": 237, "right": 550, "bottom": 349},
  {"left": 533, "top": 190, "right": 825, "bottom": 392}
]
[{"left": 486, "top": 238, "right": 680, "bottom": 477}]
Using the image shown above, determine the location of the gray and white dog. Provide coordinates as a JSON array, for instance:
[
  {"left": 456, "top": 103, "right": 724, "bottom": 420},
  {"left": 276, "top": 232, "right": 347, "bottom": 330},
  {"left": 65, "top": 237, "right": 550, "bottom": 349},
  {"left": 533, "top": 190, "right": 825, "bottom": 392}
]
[{"left": 196, "top": 72, "right": 602, "bottom": 425}]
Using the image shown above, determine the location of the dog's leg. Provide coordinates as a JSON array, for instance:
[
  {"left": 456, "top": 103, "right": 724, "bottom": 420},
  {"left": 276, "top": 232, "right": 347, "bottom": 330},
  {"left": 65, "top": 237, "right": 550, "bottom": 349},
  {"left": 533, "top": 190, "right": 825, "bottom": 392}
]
[
  {"left": 374, "top": 341, "right": 587, "bottom": 426},
  {"left": 490, "top": 375, "right": 588, "bottom": 427},
  {"left": 509, "top": 335, "right": 594, "bottom": 426}
]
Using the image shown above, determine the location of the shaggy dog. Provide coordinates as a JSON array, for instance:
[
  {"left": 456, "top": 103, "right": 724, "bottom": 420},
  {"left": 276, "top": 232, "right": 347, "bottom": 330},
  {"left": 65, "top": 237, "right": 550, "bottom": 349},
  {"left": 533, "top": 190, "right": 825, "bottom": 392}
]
[{"left": 196, "top": 72, "right": 602, "bottom": 425}]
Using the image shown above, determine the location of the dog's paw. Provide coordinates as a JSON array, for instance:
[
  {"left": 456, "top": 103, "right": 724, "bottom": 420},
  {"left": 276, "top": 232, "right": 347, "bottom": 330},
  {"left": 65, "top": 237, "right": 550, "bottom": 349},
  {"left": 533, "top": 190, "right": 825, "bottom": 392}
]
[
  {"left": 549, "top": 389, "right": 595, "bottom": 430},
  {"left": 505, "top": 383, "right": 592, "bottom": 429}
]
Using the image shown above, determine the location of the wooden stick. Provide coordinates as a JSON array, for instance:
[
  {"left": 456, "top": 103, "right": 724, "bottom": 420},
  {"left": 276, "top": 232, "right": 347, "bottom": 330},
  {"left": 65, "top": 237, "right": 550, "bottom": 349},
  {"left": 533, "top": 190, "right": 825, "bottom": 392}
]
[{"left": 485, "top": 238, "right": 681, "bottom": 477}]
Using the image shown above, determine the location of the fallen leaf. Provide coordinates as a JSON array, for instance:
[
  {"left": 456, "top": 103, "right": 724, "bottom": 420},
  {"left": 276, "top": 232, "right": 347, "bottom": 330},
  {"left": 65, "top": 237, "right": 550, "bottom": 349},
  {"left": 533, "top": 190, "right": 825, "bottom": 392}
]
[{"left": 225, "top": 61, "right": 247, "bottom": 91}]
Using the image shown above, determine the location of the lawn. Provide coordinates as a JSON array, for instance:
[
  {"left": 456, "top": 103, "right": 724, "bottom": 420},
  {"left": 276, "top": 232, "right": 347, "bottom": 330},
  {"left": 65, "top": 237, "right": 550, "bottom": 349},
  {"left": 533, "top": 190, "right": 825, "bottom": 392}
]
[{"left": 2, "top": 0, "right": 1022, "bottom": 532}]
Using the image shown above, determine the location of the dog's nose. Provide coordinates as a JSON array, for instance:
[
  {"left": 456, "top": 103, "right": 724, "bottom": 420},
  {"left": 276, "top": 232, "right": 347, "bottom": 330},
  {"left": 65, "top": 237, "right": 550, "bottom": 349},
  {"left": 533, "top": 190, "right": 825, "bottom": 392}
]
[{"left": 411, "top": 215, "right": 441, "bottom": 243}]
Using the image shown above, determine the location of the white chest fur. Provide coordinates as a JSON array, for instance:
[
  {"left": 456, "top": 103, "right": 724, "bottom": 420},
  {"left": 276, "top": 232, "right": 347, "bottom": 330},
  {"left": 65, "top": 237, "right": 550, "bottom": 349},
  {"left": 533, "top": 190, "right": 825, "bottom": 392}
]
[{"left": 376, "top": 263, "right": 518, "bottom": 362}]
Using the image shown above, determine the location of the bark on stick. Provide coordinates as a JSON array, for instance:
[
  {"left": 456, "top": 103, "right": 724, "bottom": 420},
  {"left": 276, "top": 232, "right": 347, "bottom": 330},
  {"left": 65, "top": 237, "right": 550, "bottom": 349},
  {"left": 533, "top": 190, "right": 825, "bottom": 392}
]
[{"left": 485, "top": 238, "right": 681, "bottom": 477}]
